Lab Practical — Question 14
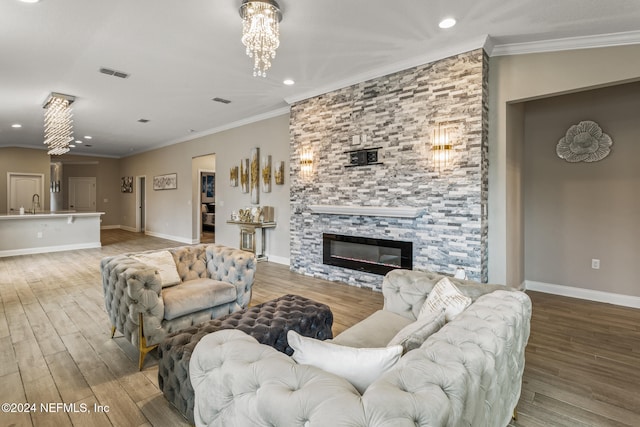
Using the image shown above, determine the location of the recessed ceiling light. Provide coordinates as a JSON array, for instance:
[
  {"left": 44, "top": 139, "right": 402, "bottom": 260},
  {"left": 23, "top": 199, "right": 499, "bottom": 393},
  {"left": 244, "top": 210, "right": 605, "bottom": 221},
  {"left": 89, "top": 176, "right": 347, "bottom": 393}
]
[
  {"left": 75, "top": 140, "right": 83, "bottom": 144},
  {"left": 69, "top": 144, "right": 76, "bottom": 148},
  {"left": 283, "top": 79, "right": 295, "bottom": 86},
  {"left": 11, "top": 123, "right": 22, "bottom": 128},
  {"left": 439, "top": 18, "right": 456, "bottom": 29},
  {"left": 19, "top": 0, "right": 40, "bottom": 3},
  {"left": 84, "top": 135, "right": 92, "bottom": 139}
]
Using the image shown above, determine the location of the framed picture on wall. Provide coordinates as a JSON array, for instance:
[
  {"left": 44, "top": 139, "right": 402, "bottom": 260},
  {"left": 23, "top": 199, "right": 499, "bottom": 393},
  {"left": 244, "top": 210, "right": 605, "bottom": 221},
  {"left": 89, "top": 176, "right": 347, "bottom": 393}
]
[
  {"left": 121, "top": 176, "right": 133, "bottom": 193},
  {"left": 153, "top": 173, "right": 177, "bottom": 190},
  {"left": 201, "top": 173, "right": 215, "bottom": 202}
]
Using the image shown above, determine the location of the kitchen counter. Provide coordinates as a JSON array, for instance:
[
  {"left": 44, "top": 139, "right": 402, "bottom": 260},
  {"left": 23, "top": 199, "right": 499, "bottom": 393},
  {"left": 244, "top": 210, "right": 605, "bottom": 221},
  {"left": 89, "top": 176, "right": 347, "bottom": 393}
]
[
  {"left": 0, "top": 211, "right": 104, "bottom": 257},
  {"left": 0, "top": 211, "right": 101, "bottom": 219}
]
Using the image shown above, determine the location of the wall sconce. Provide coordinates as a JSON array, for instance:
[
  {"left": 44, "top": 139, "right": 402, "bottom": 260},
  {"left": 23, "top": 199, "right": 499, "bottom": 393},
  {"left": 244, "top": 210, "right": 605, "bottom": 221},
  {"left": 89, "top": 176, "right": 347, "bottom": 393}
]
[
  {"left": 300, "top": 149, "right": 313, "bottom": 178},
  {"left": 432, "top": 124, "right": 453, "bottom": 172}
]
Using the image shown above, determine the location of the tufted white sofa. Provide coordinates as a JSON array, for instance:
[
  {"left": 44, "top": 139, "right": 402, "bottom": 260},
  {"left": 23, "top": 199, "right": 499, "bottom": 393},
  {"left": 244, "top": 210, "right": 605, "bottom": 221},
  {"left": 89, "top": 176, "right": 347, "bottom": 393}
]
[
  {"left": 101, "top": 244, "right": 256, "bottom": 369},
  {"left": 189, "top": 269, "right": 532, "bottom": 427}
]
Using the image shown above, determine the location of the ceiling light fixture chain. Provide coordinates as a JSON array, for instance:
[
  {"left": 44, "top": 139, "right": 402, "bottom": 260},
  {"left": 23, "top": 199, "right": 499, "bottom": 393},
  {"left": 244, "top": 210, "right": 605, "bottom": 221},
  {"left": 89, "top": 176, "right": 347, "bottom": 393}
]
[
  {"left": 43, "top": 92, "right": 75, "bottom": 155},
  {"left": 239, "top": 0, "right": 282, "bottom": 77}
]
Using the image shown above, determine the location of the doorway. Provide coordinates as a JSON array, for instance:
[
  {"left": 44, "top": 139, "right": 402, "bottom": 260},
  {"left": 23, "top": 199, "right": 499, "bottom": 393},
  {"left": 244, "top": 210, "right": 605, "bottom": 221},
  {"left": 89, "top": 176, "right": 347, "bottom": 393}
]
[
  {"left": 193, "top": 154, "right": 215, "bottom": 243},
  {"left": 7, "top": 172, "right": 45, "bottom": 213},
  {"left": 200, "top": 170, "right": 215, "bottom": 243},
  {"left": 136, "top": 176, "right": 146, "bottom": 232}
]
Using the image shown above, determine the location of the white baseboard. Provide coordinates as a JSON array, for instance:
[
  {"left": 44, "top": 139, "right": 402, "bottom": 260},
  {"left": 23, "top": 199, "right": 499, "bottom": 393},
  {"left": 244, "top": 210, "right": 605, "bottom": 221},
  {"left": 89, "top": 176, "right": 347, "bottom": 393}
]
[
  {"left": 0, "top": 242, "right": 101, "bottom": 258},
  {"left": 107, "top": 226, "right": 194, "bottom": 243},
  {"left": 266, "top": 254, "right": 290, "bottom": 266},
  {"left": 525, "top": 280, "right": 640, "bottom": 309},
  {"left": 144, "top": 230, "right": 195, "bottom": 244},
  {"left": 100, "top": 225, "right": 120, "bottom": 230}
]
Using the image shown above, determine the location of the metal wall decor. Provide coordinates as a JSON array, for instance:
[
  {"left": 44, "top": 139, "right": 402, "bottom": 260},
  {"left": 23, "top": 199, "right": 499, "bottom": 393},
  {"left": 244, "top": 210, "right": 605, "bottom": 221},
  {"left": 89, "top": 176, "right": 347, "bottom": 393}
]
[
  {"left": 261, "top": 155, "right": 272, "bottom": 193},
  {"left": 556, "top": 120, "right": 613, "bottom": 163},
  {"left": 230, "top": 166, "right": 239, "bottom": 187},
  {"left": 275, "top": 160, "right": 285, "bottom": 185},
  {"left": 240, "top": 159, "right": 249, "bottom": 193},
  {"left": 250, "top": 147, "right": 260, "bottom": 203}
]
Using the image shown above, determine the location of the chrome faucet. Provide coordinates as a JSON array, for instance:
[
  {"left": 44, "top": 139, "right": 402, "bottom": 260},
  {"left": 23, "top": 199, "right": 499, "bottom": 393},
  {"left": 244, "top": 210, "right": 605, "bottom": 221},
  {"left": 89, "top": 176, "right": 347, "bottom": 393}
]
[{"left": 31, "top": 193, "right": 40, "bottom": 214}]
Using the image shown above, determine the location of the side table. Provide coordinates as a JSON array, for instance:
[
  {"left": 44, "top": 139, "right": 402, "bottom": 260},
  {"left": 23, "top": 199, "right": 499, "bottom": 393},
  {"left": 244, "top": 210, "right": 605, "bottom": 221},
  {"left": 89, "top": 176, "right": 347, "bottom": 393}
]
[{"left": 227, "top": 220, "right": 275, "bottom": 261}]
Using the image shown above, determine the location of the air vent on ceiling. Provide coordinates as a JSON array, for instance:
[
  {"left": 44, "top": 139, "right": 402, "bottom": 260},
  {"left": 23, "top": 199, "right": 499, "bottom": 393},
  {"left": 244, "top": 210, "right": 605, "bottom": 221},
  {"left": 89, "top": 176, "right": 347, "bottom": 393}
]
[
  {"left": 137, "top": 119, "right": 150, "bottom": 123},
  {"left": 99, "top": 67, "right": 130, "bottom": 79},
  {"left": 212, "top": 97, "right": 231, "bottom": 104}
]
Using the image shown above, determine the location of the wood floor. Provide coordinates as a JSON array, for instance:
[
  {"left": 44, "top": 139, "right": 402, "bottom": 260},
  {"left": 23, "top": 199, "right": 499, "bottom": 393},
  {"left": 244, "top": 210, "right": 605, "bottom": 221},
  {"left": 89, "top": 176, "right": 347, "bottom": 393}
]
[{"left": 0, "top": 229, "right": 638, "bottom": 427}]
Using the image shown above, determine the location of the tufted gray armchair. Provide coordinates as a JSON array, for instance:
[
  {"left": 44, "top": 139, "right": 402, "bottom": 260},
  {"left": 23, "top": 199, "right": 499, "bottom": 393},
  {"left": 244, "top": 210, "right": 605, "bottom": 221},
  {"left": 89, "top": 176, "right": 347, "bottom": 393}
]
[{"left": 101, "top": 244, "right": 256, "bottom": 369}]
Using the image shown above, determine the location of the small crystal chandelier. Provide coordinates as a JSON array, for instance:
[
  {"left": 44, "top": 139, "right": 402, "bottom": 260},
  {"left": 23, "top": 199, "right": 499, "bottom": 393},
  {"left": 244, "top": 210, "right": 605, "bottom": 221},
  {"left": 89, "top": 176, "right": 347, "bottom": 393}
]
[
  {"left": 43, "top": 92, "right": 75, "bottom": 155},
  {"left": 239, "top": 0, "right": 282, "bottom": 77}
]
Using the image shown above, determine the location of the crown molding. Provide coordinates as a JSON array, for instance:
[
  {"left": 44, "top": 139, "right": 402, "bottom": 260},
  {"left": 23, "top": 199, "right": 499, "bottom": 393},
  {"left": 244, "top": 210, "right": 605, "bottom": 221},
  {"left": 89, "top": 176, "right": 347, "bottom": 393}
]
[
  {"left": 0, "top": 144, "right": 120, "bottom": 159},
  {"left": 491, "top": 30, "right": 640, "bottom": 57},
  {"left": 121, "top": 106, "right": 292, "bottom": 158},
  {"left": 284, "top": 35, "right": 490, "bottom": 105}
]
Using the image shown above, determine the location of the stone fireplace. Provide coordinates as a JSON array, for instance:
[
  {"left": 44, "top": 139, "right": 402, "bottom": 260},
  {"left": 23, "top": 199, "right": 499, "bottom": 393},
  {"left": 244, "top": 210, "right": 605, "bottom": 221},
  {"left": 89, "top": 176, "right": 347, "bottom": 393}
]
[{"left": 289, "top": 48, "right": 488, "bottom": 290}]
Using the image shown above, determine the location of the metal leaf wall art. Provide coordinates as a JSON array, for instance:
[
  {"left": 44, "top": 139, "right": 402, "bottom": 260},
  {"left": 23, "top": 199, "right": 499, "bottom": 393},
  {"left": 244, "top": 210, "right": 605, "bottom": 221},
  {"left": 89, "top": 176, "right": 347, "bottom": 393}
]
[{"left": 556, "top": 121, "right": 613, "bottom": 163}]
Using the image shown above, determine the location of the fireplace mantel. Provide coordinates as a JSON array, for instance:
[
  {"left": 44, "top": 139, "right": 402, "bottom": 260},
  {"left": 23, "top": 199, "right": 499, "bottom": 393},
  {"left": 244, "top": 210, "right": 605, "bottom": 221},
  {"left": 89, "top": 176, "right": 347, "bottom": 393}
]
[{"left": 309, "top": 204, "right": 424, "bottom": 218}]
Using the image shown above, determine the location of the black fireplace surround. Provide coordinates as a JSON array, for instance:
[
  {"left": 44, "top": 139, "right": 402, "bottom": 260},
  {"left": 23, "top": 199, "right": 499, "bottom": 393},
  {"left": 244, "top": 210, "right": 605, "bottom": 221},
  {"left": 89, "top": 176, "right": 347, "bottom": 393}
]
[{"left": 323, "top": 233, "right": 413, "bottom": 275}]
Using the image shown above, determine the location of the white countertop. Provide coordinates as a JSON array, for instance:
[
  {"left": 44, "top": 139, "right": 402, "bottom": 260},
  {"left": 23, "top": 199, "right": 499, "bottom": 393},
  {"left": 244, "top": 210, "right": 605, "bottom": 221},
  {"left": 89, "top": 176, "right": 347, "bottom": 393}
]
[{"left": 0, "top": 211, "right": 105, "bottom": 220}]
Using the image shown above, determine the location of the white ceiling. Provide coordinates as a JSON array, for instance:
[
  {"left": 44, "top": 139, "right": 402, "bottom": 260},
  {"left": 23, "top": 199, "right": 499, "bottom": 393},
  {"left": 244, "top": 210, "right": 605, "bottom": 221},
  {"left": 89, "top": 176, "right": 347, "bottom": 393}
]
[{"left": 1, "top": 0, "right": 639, "bottom": 158}]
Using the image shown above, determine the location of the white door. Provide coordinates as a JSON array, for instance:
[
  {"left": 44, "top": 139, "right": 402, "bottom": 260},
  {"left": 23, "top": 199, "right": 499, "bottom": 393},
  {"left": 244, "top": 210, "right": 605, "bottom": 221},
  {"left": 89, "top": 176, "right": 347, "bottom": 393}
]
[
  {"left": 69, "top": 177, "right": 96, "bottom": 212},
  {"left": 8, "top": 173, "right": 44, "bottom": 213}
]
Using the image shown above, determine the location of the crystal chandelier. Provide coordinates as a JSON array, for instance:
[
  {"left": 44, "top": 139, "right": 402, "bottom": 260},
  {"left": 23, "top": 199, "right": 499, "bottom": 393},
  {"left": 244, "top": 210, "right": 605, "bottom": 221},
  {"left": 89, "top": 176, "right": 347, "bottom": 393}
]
[
  {"left": 239, "top": 0, "right": 282, "bottom": 77},
  {"left": 43, "top": 92, "right": 75, "bottom": 155}
]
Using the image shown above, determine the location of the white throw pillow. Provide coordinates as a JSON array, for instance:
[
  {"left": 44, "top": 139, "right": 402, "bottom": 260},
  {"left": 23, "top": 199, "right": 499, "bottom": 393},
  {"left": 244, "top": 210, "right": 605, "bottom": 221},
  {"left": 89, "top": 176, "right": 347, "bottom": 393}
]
[
  {"left": 131, "top": 251, "right": 181, "bottom": 288},
  {"left": 387, "top": 310, "right": 445, "bottom": 353},
  {"left": 419, "top": 277, "right": 471, "bottom": 322},
  {"left": 287, "top": 330, "right": 402, "bottom": 394}
]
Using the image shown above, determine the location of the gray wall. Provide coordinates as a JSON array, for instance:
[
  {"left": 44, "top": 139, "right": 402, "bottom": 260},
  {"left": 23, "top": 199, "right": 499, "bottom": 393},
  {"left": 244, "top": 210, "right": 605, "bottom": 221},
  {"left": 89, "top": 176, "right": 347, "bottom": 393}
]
[
  {"left": 0, "top": 148, "right": 121, "bottom": 225},
  {"left": 58, "top": 154, "right": 121, "bottom": 227},
  {"left": 119, "top": 114, "right": 291, "bottom": 263},
  {"left": 523, "top": 81, "right": 640, "bottom": 297},
  {"left": 488, "top": 43, "right": 640, "bottom": 288},
  {"left": 0, "top": 147, "right": 51, "bottom": 213}
]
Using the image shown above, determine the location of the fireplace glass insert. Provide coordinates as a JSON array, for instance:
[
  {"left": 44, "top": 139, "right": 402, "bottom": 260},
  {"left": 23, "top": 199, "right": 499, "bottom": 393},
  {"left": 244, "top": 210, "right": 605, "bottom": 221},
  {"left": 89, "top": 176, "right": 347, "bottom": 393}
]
[{"left": 323, "top": 233, "right": 412, "bottom": 275}]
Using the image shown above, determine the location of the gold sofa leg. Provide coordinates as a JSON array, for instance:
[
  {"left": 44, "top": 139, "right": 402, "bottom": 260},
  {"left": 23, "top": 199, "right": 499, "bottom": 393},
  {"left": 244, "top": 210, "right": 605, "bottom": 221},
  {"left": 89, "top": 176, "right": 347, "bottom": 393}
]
[
  {"left": 138, "top": 312, "right": 158, "bottom": 371},
  {"left": 513, "top": 408, "right": 518, "bottom": 421},
  {"left": 110, "top": 325, "right": 116, "bottom": 338}
]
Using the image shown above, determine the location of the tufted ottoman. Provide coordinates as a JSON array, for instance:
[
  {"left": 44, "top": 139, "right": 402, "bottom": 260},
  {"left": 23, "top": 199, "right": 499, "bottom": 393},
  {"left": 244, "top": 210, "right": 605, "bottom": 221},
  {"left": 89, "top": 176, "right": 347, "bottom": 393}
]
[{"left": 157, "top": 294, "right": 333, "bottom": 423}]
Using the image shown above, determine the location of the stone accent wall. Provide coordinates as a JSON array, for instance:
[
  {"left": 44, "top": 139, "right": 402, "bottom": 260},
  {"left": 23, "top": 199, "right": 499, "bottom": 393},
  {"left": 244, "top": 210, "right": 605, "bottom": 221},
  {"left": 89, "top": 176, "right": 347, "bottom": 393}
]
[{"left": 290, "top": 49, "right": 489, "bottom": 290}]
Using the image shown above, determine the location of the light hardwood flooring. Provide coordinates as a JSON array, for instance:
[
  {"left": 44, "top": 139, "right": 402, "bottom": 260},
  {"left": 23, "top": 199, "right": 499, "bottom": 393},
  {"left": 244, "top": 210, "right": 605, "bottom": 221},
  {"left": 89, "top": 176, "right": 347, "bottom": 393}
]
[{"left": 0, "top": 229, "right": 639, "bottom": 426}]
